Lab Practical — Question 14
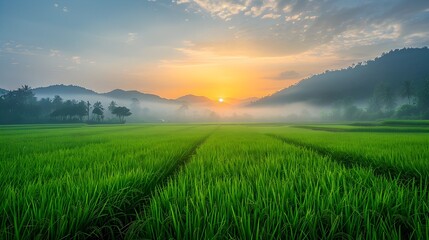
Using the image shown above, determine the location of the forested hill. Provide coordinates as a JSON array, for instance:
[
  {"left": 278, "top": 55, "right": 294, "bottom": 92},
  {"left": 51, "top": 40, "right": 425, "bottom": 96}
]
[
  {"left": 252, "top": 47, "right": 429, "bottom": 106},
  {"left": 30, "top": 85, "right": 172, "bottom": 103},
  {"left": 32, "top": 85, "right": 97, "bottom": 96}
]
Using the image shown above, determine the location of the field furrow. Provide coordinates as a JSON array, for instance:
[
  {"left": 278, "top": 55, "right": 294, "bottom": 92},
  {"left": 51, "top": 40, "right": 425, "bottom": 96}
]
[
  {"left": 126, "top": 126, "right": 429, "bottom": 239},
  {"left": 0, "top": 125, "right": 216, "bottom": 239},
  {"left": 260, "top": 125, "right": 429, "bottom": 186},
  {"left": 1, "top": 123, "right": 428, "bottom": 239},
  {"left": 266, "top": 133, "right": 424, "bottom": 186},
  {"left": 105, "top": 128, "right": 215, "bottom": 239}
]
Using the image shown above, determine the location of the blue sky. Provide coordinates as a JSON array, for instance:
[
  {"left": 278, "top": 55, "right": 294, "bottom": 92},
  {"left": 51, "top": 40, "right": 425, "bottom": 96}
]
[{"left": 1, "top": 0, "right": 429, "bottom": 98}]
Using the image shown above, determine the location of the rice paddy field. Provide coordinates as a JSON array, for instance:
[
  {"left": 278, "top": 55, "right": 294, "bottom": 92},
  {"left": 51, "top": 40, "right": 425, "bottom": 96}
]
[{"left": 1, "top": 123, "right": 429, "bottom": 239}]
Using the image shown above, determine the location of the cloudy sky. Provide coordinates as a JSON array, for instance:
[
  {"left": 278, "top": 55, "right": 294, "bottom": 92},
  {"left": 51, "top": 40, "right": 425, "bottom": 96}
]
[{"left": 1, "top": 0, "right": 428, "bottom": 99}]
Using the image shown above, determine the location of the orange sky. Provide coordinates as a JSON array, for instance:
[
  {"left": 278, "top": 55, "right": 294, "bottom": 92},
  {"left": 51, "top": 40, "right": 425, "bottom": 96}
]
[
  {"left": 2, "top": 1, "right": 427, "bottom": 99},
  {"left": 127, "top": 46, "right": 357, "bottom": 99}
]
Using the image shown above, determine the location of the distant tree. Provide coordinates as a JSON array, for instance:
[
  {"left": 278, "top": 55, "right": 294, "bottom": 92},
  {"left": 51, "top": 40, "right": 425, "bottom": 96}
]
[
  {"left": 396, "top": 104, "right": 419, "bottom": 119},
  {"left": 92, "top": 101, "right": 104, "bottom": 122},
  {"left": 383, "top": 84, "right": 396, "bottom": 112},
  {"left": 368, "top": 82, "right": 396, "bottom": 116},
  {"left": 52, "top": 95, "right": 63, "bottom": 107},
  {"left": 401, "top": 80, "right": 414, "bottom": 105},
  {"left": 76, "top": 101, "right": 87, "bottom": 121},
  {"left": 417, "top": 79, "right": 429, "bottom": 119},
  {"left": 112, "top": 106, "right": 132, "bottom": 123},
  {"left": 50, "top": 99, "right": 87, "bottom": 122},
  {"left": 86, "top": 101, "right": 91, "bottom": 121},
  {"left": 367, "top": 92, "right": 383, "bottom": 115},
  {"left": 108, "top": 101, "right": 117, "bottom": 113},
  {"left": 0, "top": 95, "right": 5, "bottom": 121},
  {"left": 0, "top": 85, "right": 40, "bottom": 123},
  {"left": 38, "top": 97, "right": 53, "bottom": 118}
]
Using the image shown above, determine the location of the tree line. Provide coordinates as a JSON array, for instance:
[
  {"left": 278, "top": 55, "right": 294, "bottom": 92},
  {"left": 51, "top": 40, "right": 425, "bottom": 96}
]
[
  {"left": 324, "top": 78, "right": 429, "bottom": 121},
  {"left": 0, "top": 86, "right": 132, "bottom": 124}
]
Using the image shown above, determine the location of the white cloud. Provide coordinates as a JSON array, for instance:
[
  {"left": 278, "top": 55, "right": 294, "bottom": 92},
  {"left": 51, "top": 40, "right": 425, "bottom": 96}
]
[
  {"left": 262, "top": 13, "right": 281, "bottom": 19},
  {"left": 404, "top": 32, "right": 429, "bottom": 45},
  {"left": 335, "top": 23, "right": 402, "bottom": 48},
  {"left": 54, "top": 3, "right": 59, "bottom": 8},
  {"left": 282, "top": 5, "right": 292, "bottom": 13},
  {"left": 126, "top": 33, "right": 138, "bottom": 44},
  {"left": 173, "top": 0, "right": 429, "bottom": 58},
  {"left": 177, "top": 0, "right": 249, "bottom": 20},
  {"left": 50, "top": 49, "right": 61, "bottom": 57},
  {"left": 0, "top": 41, "right": 37, "bottom": 56},
  {"left": 285, "top": 13, "right": 302, "bottom": 22},
  {"left": 63, "top": 7, "right": 68, "bottom": 12},
  {"left": 71, "top": 56, "right": 81, "bottom": 64},
  {"left": 176, "top": 0, "right": 283, "bottom": 20}
]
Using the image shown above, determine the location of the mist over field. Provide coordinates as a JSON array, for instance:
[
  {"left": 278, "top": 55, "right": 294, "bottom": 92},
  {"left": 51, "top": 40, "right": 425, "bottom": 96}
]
[
  {"left": 3, "top": 47, "right": 429, "bottom": 124},
  {"left": 2, "top": 0, "right": 429, "bottom": 239},
  {"left": 29, "top": 91, "right": 319, "bottom": 123}
]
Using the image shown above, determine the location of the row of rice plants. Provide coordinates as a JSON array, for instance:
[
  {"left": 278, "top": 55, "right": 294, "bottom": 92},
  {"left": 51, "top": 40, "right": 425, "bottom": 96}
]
[
  {"left": 127, "top": 125, "right": 429, "bottom": 239},
  {"left": 0, "top": 125, "right": 214, "bottom": 239},
  {"left": 261, "top": 126, "right": 429, "bottom": 182},
  {"left": 0, "top": 124, "right": 163, "bottom": 158}
]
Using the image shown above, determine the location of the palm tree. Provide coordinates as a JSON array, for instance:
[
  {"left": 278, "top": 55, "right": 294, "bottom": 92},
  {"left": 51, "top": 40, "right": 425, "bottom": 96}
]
[{"left": 92, "top": 101, "right": 104, "bottom": 122}]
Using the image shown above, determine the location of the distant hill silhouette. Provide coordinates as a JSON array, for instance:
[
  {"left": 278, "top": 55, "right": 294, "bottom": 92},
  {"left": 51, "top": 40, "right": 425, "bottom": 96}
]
[
  {"left": 226, "top": 97, "right": 259, "bottom": 106},
  {"left": 33, "top": 84, "right": 97, "bottom": 96},
  {"left": 102, "top": 89, "right": 173, "bottom": 103},
  {"left": 17, "top": 84, "right": 173, "bottom": 103},
  {"left": 176, "top": 94, "right": 215, "bottom": 105},
  {"left": 252, "top": 47, "right": 429, "bottom": 106}
]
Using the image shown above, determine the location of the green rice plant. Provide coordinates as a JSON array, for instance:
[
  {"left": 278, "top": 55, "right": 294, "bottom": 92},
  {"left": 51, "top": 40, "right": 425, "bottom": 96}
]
[
  {"left": 2, "top": 123, "right": 429, "bottom": 239},
  {"left": 127, "top": 125, "right": 429, "bottom": 239},
  {"left": 261, "top": 126, "right": 429, "bottom": 183},
  {"left": 381, "top": 120, "right": 429, "bottom": 126},
  {"left": 0, "top": 124, "right": 215, "bottom": 239}
]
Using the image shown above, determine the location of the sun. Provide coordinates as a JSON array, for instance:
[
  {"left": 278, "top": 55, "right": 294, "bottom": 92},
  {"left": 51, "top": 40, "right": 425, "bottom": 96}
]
[{"left": 218, "top": 98, "right": 224, "bottom": 103}]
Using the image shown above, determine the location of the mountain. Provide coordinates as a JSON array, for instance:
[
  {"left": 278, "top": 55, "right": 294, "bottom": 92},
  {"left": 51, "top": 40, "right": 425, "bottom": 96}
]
[
  {"left": 176, "top": 94, "right": 216, "bottom": 105},
  {"left": 2, "top": 84, "right": 259, "bottom": 107},
  {"left": 29, "top": 84, "right": 173, "bottom": 103},
  {"left": 33, "top": 84, "right": 97, "bottom": 96},
  {"left": 102, "top": 89, "right": 172, "bottom": 103},
  {"left": 226, "top": 97, "right": 259, "bottom": 106},
  {"left": 252, "top": 47, "right": 429, "bottom": 106}
]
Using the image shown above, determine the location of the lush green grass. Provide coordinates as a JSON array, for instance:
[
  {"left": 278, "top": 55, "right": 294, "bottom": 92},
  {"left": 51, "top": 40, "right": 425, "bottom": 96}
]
[
  {"left": 0, "top": 124, "right": 215, "bottom": 239},
  {"left": 381, "top": 120, "right": 429, "bottom": 126},
  {"left": 127, "top": 126, "right": 429, "bottom": 239},
  {"left": 262, "top": 125, "right": 429, "bottom": 183},
  {"left": 1, "top": 123, "right": 428, "bottom": 239}
]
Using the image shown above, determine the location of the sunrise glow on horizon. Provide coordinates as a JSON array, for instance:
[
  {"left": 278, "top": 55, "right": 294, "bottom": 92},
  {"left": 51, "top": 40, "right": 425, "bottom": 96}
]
[{"left": 1, "top": 0, "right": 429, "bottom": 99}]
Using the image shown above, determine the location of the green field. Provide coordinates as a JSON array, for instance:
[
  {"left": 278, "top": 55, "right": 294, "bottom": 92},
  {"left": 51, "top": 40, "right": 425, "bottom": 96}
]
[{"left": 1, "top": 124, "right": 429, "bottom": 239}]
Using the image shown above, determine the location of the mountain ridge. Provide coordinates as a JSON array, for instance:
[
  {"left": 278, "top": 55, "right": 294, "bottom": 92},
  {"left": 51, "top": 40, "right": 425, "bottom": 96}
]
[
  {"left": 101, "top": 89, "right": 173, "bottom": 103},
  {"left": 3, "top": 47, "right": 428, "bottom": 107},
  {"left": 175, "top": 94, "right": 215, "bottom": 105},
  {"left": 33, "top": 84, "right": 97, "bottom": 96},
  {"left": 251, "top": 47, "right": 429, "bottom": 107}
]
